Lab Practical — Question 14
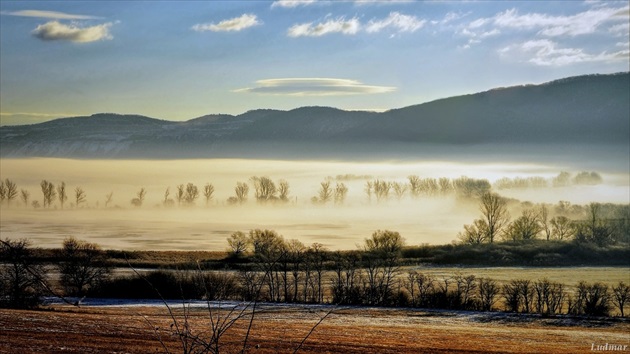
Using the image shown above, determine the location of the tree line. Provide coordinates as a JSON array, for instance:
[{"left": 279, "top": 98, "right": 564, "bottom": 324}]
[
  {"left": 458, "top": 192, "right": 629, "bottom": 246},
  {"left": 2, "top": 233, "right": 628, "bottom": 317}
]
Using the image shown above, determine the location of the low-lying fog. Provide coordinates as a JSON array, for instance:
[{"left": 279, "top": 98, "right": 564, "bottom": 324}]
[{"left": 0, "top": 158, "right": 628, "bottom": 251}]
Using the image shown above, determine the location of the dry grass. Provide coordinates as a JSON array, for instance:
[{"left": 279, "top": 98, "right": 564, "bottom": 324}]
[{"left": 1, "top": 304, "right": 628, "bottom": 354}]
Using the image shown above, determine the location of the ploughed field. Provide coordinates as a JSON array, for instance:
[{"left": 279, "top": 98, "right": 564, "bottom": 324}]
[{"left": 1, "top": 303, "right": 628, "bottom": 354}]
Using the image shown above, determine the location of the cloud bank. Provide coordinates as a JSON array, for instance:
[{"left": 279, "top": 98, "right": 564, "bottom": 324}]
[
  {"left": 192, "top": 14, "right": 261, "bottom": 32},
  {"left": 235, "top": 78, "right": 396, "bottom": 96},
  {"left": 31, "top": 21, "right": 114, "bottom": 43}
]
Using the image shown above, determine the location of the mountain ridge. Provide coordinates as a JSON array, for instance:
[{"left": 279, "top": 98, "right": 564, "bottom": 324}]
[{"left": 1, "top": 72, "right": 628, "bottom": 159}]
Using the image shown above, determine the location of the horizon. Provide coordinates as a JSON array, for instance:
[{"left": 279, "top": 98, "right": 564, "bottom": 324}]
[{"left": 1, "top": 1, "right": 628, "bottom": 126}]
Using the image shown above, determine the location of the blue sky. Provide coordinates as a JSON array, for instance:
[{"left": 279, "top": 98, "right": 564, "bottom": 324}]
[{"left": 0, "top": 0, "right": 628, "bottom": 125}]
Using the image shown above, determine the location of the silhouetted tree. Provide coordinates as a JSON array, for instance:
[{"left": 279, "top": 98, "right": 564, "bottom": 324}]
[
  {"left": 250, "top": 176, "right": 277, "bottom": 203},
  {"left": 504, "top": 209, "right": 541, "bottom": 242},
  {"left": 315, "top": 181, "right": 333, "bottom": 204},
  {"left": 278, "top": 180, "right": 290, "bottom": 203},
  {"left": 227, "top": 231, "right": 249, "bottom": 258},
  {"left": 458, "top": 219, "right": 489, "bottom": 244},
  {"left": 479, "top": 192, "right": 510, "bottom": 243},
  {"left": 612, "top": 282, "right": 629, "bottom": 317},
  {"left": 131, "top": 187, "right": 146, "bottom": 207},
  {"left": 0, "top": 180, "right": 6, "bottom": 204},
  {"left": 203, "top": 183, "right": 215, "bottom": 206},
  {"left": 20, "top": 189, "right": 29, "bottom": 208},
  {"left": 175, "top": 184, "right": 185, "bottom": 206},
  {"left": 408, "top": 175, "right": 421, "bottom": 198},
  {"left": 334, "top": 182, "right": 348, "bottom": 205},
  {"left": 233, "top": 182, "right": 249, "bottom": 205},
  {"left": 40, "top": 180, "right": 56, "bottom": 208},
  {"left": 184, "top": 183, "right": 199, "bottom": 206},
  {"left": 3, "top": 179, "right": 18, "bottom": 207},
  {"left": 74, "top": 187, "right": 86, "bottom": 208},
  {"left": 363, "top": 230, "right": 405, "bottom": 305},
  {"left": 105, "top": 192, "right": 114, "bottom": 208},
  {"left": 550, "top": 216, "right": 575, "bottom": 240},
  {"left": 477, "top": 277, "right": 499, "bottom": 311},
  {"left": 392, "top": 182, "right": 407, "bottom": 200},
  {"left": 57, "top": 182, "right": 67, "bottom": 209},
  {"left": 538, "top": 204, "right": 552, "bottom": 241},
  {"left": 59, "top": 237, "right": 111, "bottom": 296},
  {"left": 0, "top": 239, "right": 47, "bottom": 308}
]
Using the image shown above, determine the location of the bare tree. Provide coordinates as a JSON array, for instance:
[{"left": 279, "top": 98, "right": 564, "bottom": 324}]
[
  {"left": 538, "top": 204, "right": 552, "bottom": 241},
  {"left": 250, "top": 176, "right": 277, "bottom": 203},
  {"left": 408, "top": 175, "right": 421, "bottom": 198},
  {"left": 372, "top": 180, "right": 391, "bottom": 203},
  {"left": 363, "top": 230, "right": 405, "bottom": 305},
  {"left": 232, "top": 182, "right": 249, "bottom": 205},
  {"left": 162, "top": 187, "right": 174, "bottom": 207},
  {"left": 20, "top": 189, "right": 30, "bottom": 208},
  {"left": 203, "top": 183, "right": 215, "bottom": 206},
  {"left": 131, "top": 187, "right": 146, "bottom": 207},
  {"left": 551, "top": 216, "right": 575, "bottom": 240},
  {"left": 0, "top": 180, "right": 6, "bottom": 204},
  {"left": 364, "top": 180, "right": 373, "bottom": 202},
  {"left": 0, "top": 239, "right": 48, "bottom": 308},
  {"left": 458, "top": 219, "right": 489, "bottom": 244},
  {"left": 334, "top": 182, "right": 348, "bottom": 205},
  {"left": 227, "top": 231, "right": 249, "bottom": 258},
  {"left": 392, "top": 182, "right": 407, "bottom": 200},
  {"left": 74, "top": 187, "right": 86, "bottom": 208},
  {"left": 612, "top": 282, "right": 629, "bottom": 317},
  {"left": 477, "top": 277, "right": 500, "bottom": 311},
  {"left": 59, "top": 237, "right": 111, "bottom": 296},
  {"left": 184, "top": 183, "right": 199, "bottom": 206},
  {"left": 57, "top": 182, "right": 67, "bottom": 209},
  {"left": 278, "top": 180, "right": 290, "bottom": 203},
  {"left": 105, "top": 192, "right": 114, "bottom": 208},
  {"left": 479, "top": 192, "right": 510, "bottom": 243},
  {"left": 40, "top": 180, "right": 56, "bottom": 208},
  {"left": 3, "top": 179, "right": 18, "bottom": 207},
  {"left": 504, "top": 209, "right": 541, "bottom": 242},
  {"left": 316, "top": 181, "right": 333, "bottom": 204},
  {"left": 175, "top": 184, "right": 185, "bottom": 206},
  {"left": 438, "top": 177, "right": 453, "bottom": 195}
]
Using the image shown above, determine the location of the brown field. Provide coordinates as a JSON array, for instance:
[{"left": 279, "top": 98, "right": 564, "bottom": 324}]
[{"left": 1, "top": 304, "right": 629, "bottom": 354}]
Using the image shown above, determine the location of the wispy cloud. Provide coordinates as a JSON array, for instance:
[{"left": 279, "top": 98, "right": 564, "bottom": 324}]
[
  {"left": 1, "top": 9, "right": 101, "bottom": 20},
  {"left": 288, "top": 12, "right": 427, "bottom": 37},
  {"left": 499, "top": 39, "right": 629, "bottom": 66},
  {"left": 234, "top": 78, "right": 396, "bottom": 96},
  {"left": 192, "top": 14, "right": 261, "bottom": 32},
  {"left": 493, "top": 6, "right": 628, "bottom": 37},
  {"left": 32, "top": 21, "right": 114, "bottom": 43},
  {"left": 366, "top": 12, "right": 425, "bottom": 33},
  {"left": 288, "top": 17, "right": 360, "bottom": 37},
  {"left": 271, "top": 0, "right": 319, "bottom": 8},
  {"left": 354, "top": 0, "right": 413, "bottom": 5}
]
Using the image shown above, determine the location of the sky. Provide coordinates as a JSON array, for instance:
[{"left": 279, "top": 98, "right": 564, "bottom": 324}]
[{"left": 0, "top": 0, "right": 628, "bottom": 125}]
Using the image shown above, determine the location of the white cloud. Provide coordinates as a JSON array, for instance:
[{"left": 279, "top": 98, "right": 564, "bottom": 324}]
[
  {"left": 1, "top": 9, "right": 101, "bottom": 20},
  {"left": 234, "top": 78, "right": 396, "bottom": 96},
  {"left": 192, "top": 14, "right": 261, "bottom": 32},
  {"left": 31, "top": 21, "right": 113, "bottom": 43},
  {"left": 493, "top": 6, "right": 629, "bottom": 37},
  {"left": 366, "top": 12, "right": 426, "bottom": 33},
  {"left": 499, "top": 39, "right": 629, "bottom": 66},
  {"left": 271, "top": 0, "right": 319, "bottom": 8},
  {"left": 609, "top": 22, "right": 630, "bottom": 37},
  {"left": 288, "top": 12, "right": 427, "bottom": 37},
  {"left": 288, "top": 17, "right": 360, "bottom": 37}
]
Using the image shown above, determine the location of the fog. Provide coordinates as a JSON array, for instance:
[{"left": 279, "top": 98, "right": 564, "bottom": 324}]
[{"left": 0, "top": 158, "right": 627, "bottom": 251}]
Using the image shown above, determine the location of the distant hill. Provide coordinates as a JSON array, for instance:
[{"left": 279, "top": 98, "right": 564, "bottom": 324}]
[{"left": 1, "top": 72, "right": 628, "bottom": 159}]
